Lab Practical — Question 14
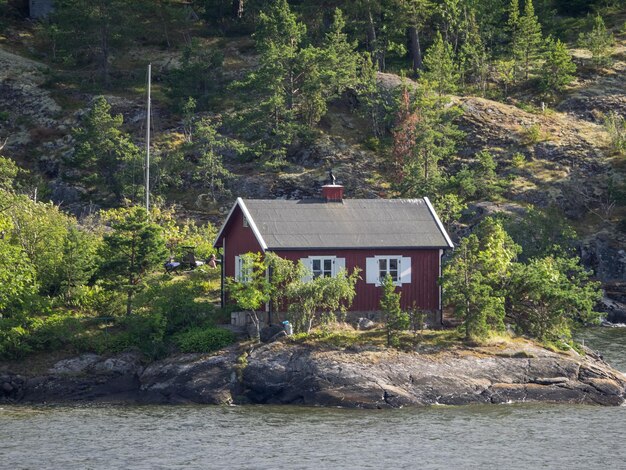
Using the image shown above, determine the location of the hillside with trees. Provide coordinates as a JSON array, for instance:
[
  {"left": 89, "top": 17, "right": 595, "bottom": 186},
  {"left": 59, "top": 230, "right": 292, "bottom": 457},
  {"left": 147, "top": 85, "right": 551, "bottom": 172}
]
[{"left": 0, "top": 0, "right": 625, "bottom": 359}]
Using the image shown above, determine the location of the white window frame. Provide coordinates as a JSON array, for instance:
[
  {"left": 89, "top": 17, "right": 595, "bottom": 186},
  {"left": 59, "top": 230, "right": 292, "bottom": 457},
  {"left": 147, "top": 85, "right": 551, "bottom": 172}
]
[
  {"left": 300, "top": 256, "right": 346, "bottom": 282},
  {"left": 366, "top": 255, "right": 412, "bottom": 287},
  {"left": 235, "top": 255, "right": 252, "bottom": 283},
  {"left": 310, "top": 256, "right": 335, "bottom": 279},
  {"left": 376, "top": 256, "right": 402, "bottom": 286}
]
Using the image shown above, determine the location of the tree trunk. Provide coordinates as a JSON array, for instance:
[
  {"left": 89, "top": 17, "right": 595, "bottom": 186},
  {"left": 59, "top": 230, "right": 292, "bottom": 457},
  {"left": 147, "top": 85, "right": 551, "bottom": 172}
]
[
  {"left": 366, "top": 9, "right": 379, "bottom": 70},
  {"left": 407, "top": 26, "right": 422, "bottom": 76},
  {"left": 100, "top": 23, "right": 110, "bottom": 87},
  {"left": 126, "top": 289, "right": 133, "bottom": 316},
  {"left": 232, "top": 0, "right": 244, "bottom": 19}
]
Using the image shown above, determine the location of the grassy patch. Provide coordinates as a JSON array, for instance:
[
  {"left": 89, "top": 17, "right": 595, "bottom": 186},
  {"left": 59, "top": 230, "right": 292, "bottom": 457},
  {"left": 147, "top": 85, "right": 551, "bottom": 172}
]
[{"left": 290, "top": 327, "right": 465, "bottom": 351}]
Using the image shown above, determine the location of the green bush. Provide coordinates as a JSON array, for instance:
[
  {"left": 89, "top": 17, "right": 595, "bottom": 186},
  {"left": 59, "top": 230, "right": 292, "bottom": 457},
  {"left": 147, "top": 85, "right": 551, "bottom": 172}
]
[
  {"left": 115, "top": 311, "right": 167, "bottom": 358},
  {"left": 174, "top": 327, "right": 236, "bottom": 353},
  {"left": 27, "top": 313, "right": 83, "bottom": 352},
  {"left": 0, "top": 322, "right": 31, "bottom": 359}
]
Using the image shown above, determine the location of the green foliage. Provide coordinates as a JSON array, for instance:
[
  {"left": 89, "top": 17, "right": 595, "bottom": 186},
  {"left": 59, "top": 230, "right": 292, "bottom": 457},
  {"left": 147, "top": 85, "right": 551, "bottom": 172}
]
[
  {"left": 459, "top": 10, "right": 489, "bottom": 94},
  {"left": 604, "top": 111, "right": 626, "bottom": 155},
  {"left": 227, "top": 252, "right": 270, "bottom": 313},
  {"left": 513, "top": 0, "right": 543, "bottom": 80},
  {"left": 66, "top": 97, "right": 142, "bottom": 204},
  {"left": 443, "top": 218, "right": 520, "bottom": 341},
  {"left": 174, "top": 326, "right": 236, "bottom": 353},
  {"left": 502, "top": 206, "right": 577, "bottom": 262},
  {"left": 578, "top": 14, "right": 614, "bottom": 68},
  {"left": 380, "top": 274, "right": 409, "bottom": 347},
  {"left": 449, "top": 151, "right": 507, "bottom": 201},
  {"left": 422, "top": 31, "right": 459, "bottom": 96},
  {"left": 495, "top": 59, "right": 515, "bottom": 98},
  {"left": 541, "top": 37, "right": 576, "bottom": 95},
  {"left": 232, "top": 1, "right": 360, "bottom": 160},
  {"left": 520, "top": 122, "right": 543, "bottom": 144},
  {"left": 58, "top": 226, "right": 101, "bottom": 303},
  {"left": 41, "top": 0, "right": 140, "bottom": 84},
  {"left": 286, "top": 267, "right": 360, "bottom": 333},
  {"left": 165, "top": 39, "right": 224, "bottom": 110},
  {"left": 111, "top": 310, "right": 167, "bottom": 357},
  {"left": 141, "top": 276, "right": 215, "bottom": 335},
  {"left": 0, "top": 235, "right": 38, "bottom": 318},
  {"left": 0, "top": 156, "right": 19, "bottom": 192},
  {"left": 508, "top": 256, "right": 602, "bottom": 341},
  {"left": 393, "top": 86, "right": 464, "bottom": 197},
  {"left": 192, "top": 118, "right": 236, "bottom": 201},
  {"left": 99, "top": 206, "right": 168, "bottom": 316},
  {"left": 510, "top": 152, "right": 526, "bottom": 168},
  {"left": 5, "top": 195, "right": 72, "bottom": 296}
]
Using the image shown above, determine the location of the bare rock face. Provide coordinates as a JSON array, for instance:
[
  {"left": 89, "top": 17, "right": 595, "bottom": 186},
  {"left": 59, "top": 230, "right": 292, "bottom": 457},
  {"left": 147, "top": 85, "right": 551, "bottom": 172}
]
[
  {"left": 238, "top": 343, "right": 626, "bottom": 408},
  {"left": 2, "top": 342, "right": 625, "bottom": 408},
  {"left": 139, "top": 351, "right": 238, "bottom": 405}
]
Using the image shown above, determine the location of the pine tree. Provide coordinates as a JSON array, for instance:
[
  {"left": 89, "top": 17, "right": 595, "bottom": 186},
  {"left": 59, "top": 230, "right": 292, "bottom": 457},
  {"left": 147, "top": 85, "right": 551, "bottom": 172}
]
[
  {"left": 578, "top": 14, "right": 614, "bottom": 69},
  {"left": 514, "top": 0, "right": 543, "bottom": 80},
  {"left": 540, "top": 37, "right": 576, "bottom": 95},
  {"left": 443, "top": 218, "right": 520, "bottom": 341},
  {"left": 507, "top": 0, "right": 521, "bottom": 69},
  {"left": 67, "top": 96, "right": 142, "bottom": 204},
  {"left": 394, "top": 85, "right": 464, "bottom": 197},
  {"left": 422, "top": 31, "right": 459, "bottom": 96},
  {"left": 99, "top": 206, "right": 167, "bottom": 316},
  {"left": 380, "top": 274, "right": 409, "bottom": 347},
  {"left": 459, "top": 10, "right": 489, "bottom": 95}
]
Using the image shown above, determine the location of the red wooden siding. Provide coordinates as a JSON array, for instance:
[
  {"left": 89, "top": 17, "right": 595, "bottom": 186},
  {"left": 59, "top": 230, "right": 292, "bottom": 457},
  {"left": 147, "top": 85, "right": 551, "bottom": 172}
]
[
  {"left": 215, "top": 206, "right": 263, "bottom": 278},
  {"left": 216, "top": 207, "right": 442, "bottom": 312},
  {"left": 274, "top": 249, "right": 441, "bottom": 312}
]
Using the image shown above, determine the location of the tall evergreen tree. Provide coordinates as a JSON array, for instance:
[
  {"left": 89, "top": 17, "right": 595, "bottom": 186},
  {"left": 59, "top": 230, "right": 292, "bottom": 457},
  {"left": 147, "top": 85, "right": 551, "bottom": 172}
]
[
  {"left": 443, "top": 218, "right": 520, "bottom": 341},
  {"left": 506, "top": 0, "right": 521, "bottom": 81},
  {"left": 459, "top": 9, "right": 489, "bottom": 94},
  {"left": 99, "top": 206, "right": 167, "bottom": 316},
  {"left": 422, "top": 31, "right": 459, "bottom": 96},
  {"left": 234, "top": 1, "right": 359, "bottom": 159},
  {"left": 66, "top": 97, "right": 142, "bottom": 204},
  {"left": 514, "top": 0, "right": 543, "bottom": 80},
  {"left": 44, "top": 0, "right": 140, "bottom": 85},
  {"left": 540, "top": 37, "right": 576, "bottom": 95},
  {"left": 578, "top": 14, "right": 614, "bottom": 69}
]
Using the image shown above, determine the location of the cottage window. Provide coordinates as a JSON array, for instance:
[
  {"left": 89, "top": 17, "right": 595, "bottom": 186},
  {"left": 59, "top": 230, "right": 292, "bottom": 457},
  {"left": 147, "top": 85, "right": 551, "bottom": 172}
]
[
  {"left": 312, "top": 257, "right": 333, "bottom": 278},
  {"left": 234, "top": 255, "right": 252, "bottom": 283},
  {"left": 243, "top": 216, "right": 249, "bottom": 228},
  {"left": 378, "top": 257, "right": 399, "bottom": 282},
  {"left": 300, "top": 256, "right": 346, "bottom": 282},
  {"left": 366, "top": 256, "right": 412, "bottom": 286}
]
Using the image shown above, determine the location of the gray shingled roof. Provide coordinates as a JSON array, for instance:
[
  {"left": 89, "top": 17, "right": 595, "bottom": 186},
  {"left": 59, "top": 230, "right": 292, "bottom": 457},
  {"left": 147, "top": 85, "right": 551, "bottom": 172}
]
[{"left": 239, "top": 198, "right": 453, "bottom": 249}]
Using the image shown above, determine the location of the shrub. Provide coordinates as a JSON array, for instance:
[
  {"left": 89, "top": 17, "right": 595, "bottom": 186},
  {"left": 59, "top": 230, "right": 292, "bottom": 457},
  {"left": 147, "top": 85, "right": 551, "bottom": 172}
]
[
  {"left": 0, "top": 322, "right": 31, "bottom": 359},
  {"left": 604, "top": 111, "right": 626, "bottom": 155},
  {"left": 113, "top": 311, "right": 167, "bottom": 358},
  {"left": 520, "top": 123, "right": 542, "bottom": 145},
  {"left": 511, "top": 152, "right": 526, "bottom": 168},
  {"left": 174, "top": 327, "right": 236, "bottom": 353}
]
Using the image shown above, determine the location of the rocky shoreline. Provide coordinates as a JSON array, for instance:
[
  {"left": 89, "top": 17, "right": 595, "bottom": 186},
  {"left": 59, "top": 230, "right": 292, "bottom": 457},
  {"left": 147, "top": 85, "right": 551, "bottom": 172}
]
[{"left": 1, "top": 341, "right": 625, "bottom": 408}]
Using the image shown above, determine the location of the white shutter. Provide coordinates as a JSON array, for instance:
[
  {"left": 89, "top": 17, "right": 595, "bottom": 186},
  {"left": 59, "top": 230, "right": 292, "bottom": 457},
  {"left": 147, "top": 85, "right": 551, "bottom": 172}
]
[
  {"left": 366, "top": 257, "right": 378, "bottom": 284},
  {"left": 400, "top": 256, "right": 412, "bottom": 284},
  {"left": 301, "top": 257, "right": 313, "bottom": 283},
  {"left": 234, "top": 255, "right": 241, "bottom": 281},
  {"left": 334, "top": 257, "right": 346, "bottom": 276}
]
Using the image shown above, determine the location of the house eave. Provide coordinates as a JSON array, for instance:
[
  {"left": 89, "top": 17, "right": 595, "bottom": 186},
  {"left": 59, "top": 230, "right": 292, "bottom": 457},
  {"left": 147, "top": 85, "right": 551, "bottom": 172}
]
[{"left": 213, "top": 198, "right": 268, "bottom": 251}]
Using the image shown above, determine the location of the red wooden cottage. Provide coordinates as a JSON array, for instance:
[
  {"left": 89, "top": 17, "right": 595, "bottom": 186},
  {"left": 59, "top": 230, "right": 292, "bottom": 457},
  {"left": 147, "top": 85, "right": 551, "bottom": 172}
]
[{"left": 213, "top": 184, "right": 454, "bottom": 325}]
